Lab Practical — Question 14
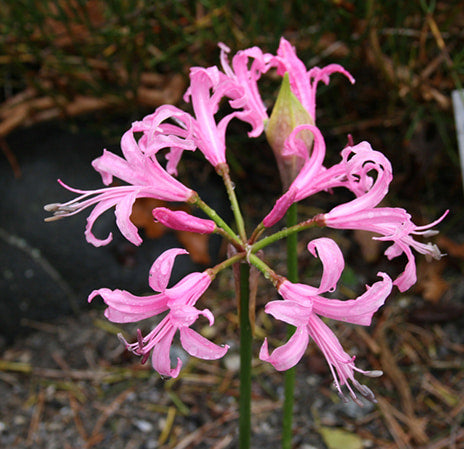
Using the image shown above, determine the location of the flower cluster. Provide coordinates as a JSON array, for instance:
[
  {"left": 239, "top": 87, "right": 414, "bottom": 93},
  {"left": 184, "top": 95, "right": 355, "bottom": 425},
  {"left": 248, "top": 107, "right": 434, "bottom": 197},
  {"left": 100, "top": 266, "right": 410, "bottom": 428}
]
[{"left": 45, "top": 38, "right": 446, "bottom": 403}]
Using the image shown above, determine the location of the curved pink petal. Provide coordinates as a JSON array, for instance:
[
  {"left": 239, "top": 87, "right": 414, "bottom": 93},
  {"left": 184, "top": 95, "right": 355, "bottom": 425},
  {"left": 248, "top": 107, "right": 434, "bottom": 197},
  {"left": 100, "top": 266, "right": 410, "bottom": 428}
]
[
  {"left": 274, "top": 38, "right": 354, "bottom": 119},
  {"left": 278, "top": 280, "right": 318, "bottom": 306},
  {"left": 307, "top": 238, "right": 344, "bottom": 293},
  {"left": 312, "top": 272, "right": 392, "bottom": 325},
  {"left": 259, "top": 328, "right": 309, "bottom": 371},
  {"left": 180, "top": 327, "right": 229, "bottom": 360},
  {"left": 151, "top": 327, "right": 181, "bottom": 378},
  {"left": 88, "top": 288, "right": 168, "bottom": 322},
  {"left": 84, "top": 197, "right": 116, "bottom": 247},
  {"left": 115, "top": 189, "right": 142, "bottom": 246},
  {"left": 325, "top": 143, "right": 393, "bottom": 220},
  {"left": 219, "top": 43, "right": 273, "bottom": 137},
  {"left": 166, "top": 272, "right": 212, "bottom": 307},
  {"left": 264, "top": 299, "right": 312, "bottom": 327},
  {"left": 291, "top": 125, "right": 326, "bottom": 190},
  {"left": 149, "top": 248, "right": 189, "bottom": 292}
]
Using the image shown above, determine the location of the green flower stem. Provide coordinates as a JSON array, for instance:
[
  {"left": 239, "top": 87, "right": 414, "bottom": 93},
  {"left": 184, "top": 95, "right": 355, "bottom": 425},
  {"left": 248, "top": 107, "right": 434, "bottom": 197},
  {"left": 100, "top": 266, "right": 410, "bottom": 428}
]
[
  {"left": 282, "top": 203, "right": 298, "bottom": 449},
  {"left": 248, "top": 222, "right": 265, "bottom": 244},
  {"left": 239, "top": 262, "right": 252, "bottom": 449},
  {"left": 190, "top": 193, "right": 243, "bottom": 249},
  {"left": 216, "top": 163, "right": 248, "bottom": 243},
  {"left": 247, "top": 253, "right": 279, "bottom": 286},
  {"left": 207, "top": 252, "right": 245, "bottom": 278},
  {"left": 250, "top": 217, "right": 318, "bottom": 253}
]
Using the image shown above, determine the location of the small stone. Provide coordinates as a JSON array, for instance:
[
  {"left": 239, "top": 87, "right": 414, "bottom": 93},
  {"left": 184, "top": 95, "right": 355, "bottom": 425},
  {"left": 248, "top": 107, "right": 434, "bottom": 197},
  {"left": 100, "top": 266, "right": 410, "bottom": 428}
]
[
  {"left": 223, "top": 353, "right": 240, "bottom": 372},
  {"left": 134, "top": 419, "right": 153, "bottom": 433}
]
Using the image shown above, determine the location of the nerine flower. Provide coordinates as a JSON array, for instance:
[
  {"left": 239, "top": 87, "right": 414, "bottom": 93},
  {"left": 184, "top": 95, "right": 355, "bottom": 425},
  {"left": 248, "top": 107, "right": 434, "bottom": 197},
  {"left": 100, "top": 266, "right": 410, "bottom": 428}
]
[
  {"left": 130, "top": 104, "right": 196, "bottom": 176},
  {"left": 89, "top": 248, "right": 229, "bottom": 377},
  {"left": 260, "top": 238, "right": 392, "bottom": 404},
  {"left": 183, "top": 66, "right": 240, "bottom": 167},
  {"left": 263, "top": 132, "right": 392, "bottom": 227},
  {"left": 319, "top": 208, "right": 448, "bottom": 292},
  {"left": 219, "top": 42, "right": 274, "bottom": 137},
  {"left": 273, "top": 37, "right": 355, "bottom": 121},
  {"left": 44, "top": 128, "right": 195, "bottom": 246}
]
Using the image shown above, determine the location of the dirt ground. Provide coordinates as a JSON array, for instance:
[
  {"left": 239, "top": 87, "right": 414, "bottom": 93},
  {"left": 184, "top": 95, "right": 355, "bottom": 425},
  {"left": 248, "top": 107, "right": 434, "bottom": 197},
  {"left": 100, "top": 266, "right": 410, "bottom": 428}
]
[{"left": 1, "top": 228, "right": 463, "bottom": 449}]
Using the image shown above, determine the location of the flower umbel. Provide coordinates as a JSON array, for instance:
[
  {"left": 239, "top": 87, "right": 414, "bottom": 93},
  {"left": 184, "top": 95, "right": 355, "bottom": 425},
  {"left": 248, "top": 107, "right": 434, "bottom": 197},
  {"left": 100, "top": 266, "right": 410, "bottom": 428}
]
[{"left": 44, "top": 37, "right": 446, "bottom": 417}]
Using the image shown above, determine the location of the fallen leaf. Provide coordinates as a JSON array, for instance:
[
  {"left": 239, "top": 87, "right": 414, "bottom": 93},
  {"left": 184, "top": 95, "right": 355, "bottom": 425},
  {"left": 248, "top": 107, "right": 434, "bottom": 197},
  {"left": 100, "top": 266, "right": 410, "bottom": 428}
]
[
  {"left": 176, "top": 231, "right": 211, "bottom": 265},
  {"left": 130, "top": 198, "right": 167, "bottom": 239},
  {"left": 318, "top": 426, "right": 363, "bottom": 449},
  {"left": 415, "top": 259, "right": 448, "bottom": 303}
]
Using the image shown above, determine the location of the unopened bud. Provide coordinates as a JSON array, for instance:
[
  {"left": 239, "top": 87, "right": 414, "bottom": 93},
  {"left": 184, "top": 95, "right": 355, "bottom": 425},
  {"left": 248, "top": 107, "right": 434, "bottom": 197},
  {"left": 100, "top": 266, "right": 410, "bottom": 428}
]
[{"left": 265, "top": 73, "right": 314, "bottom": 189}]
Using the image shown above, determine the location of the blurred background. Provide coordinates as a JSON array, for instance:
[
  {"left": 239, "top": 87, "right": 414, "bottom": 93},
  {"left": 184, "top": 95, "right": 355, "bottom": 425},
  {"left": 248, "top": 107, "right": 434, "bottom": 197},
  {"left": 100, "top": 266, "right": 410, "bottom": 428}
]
[{"left": 0, "top": 1, "right": 463, "bottom": 448}]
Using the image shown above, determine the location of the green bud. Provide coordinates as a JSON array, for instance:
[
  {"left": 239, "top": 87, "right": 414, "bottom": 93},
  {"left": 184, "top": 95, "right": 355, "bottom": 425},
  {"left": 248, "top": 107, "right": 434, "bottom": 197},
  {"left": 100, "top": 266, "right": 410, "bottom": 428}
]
[{"left": 265, "top": 73, "right": 314, "bottom": 190}]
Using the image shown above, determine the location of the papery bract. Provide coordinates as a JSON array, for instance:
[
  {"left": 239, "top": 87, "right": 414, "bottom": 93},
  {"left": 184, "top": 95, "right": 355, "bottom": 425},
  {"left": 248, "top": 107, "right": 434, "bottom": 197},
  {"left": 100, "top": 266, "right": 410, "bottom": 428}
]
[
  {"left": 265, "top": 73, "right": 314, "bottom": 189},
  {"left": 260, "top": 238, "right": 392, "bottom": 403},
  {"left": 89, "top": 248, "right": 228, "bottom": 377},
  {"left": 44, "top": 129, "right": 195, "bottom": 246}
]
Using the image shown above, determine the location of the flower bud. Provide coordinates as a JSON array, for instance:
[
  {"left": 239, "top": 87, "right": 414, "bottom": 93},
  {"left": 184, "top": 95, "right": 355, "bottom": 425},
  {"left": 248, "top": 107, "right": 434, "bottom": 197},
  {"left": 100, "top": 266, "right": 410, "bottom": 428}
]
[
  {"left": 265, "top": 73, "right": 314, "bottom": 190},
  {"left": 153, "top": 207, "right": 216, "bottom": 234}
]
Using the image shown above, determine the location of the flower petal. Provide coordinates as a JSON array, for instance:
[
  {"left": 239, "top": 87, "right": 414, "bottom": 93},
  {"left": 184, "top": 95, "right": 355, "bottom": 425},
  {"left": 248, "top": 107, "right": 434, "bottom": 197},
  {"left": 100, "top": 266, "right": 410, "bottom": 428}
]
[
  {"left": 149, "top": 248, "right": 189, "bottom": 292},
  {"left": 259, "top": 327, "right": 309, "bottom": 371},
  {"left": 179, "top": 327, "right": 229, "bottom": 360},
  {"left": 115, "top": 189, "right": 142, "bottom": 246},
  {"left": 88, "top": 288, "right": 168, "bottom": 322},
  {"left": 312, "top": 272, "right": 392, "bottom": 325},
  {"left": 151, "top": 327, "right": 182, "bottom": 378},
  {"left": 307, "top": 238, "right": 344, "bottom": 293},
  {"left": 264, "top": 299, "right": 312, "bottom": 327}
]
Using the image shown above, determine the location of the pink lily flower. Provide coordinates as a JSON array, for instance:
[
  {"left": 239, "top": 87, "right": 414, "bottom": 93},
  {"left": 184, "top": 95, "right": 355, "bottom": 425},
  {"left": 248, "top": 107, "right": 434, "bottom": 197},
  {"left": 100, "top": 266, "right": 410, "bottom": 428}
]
[
  {"left": 183, "top": 66, "right": 241, "bottom": 167},
  {"left": 153, "top": 207, "right": 216, "bottom": 234},
  {"left": 263, "top": 133, "right": 392, "bottom": 227},
  {"left": 89, "top": 248, "right": 229, "bottom": 377},
  {"left": 219, "top": 42, "right": 274, "bottom": 137},
  {"left": 273, "top": 37, "right": 355, "bottom": 120},
  {"left": 319, "top": 208, "right": 448, "bottom": 292},
  {"left": 131, "top": 104, "right": 196, "bottom": 176},
  {"left": 260, "top": 238, "right": 392, "bottom": 404},
  {"left": 44, "top": 128, "right": 195, "bottom": 247}
]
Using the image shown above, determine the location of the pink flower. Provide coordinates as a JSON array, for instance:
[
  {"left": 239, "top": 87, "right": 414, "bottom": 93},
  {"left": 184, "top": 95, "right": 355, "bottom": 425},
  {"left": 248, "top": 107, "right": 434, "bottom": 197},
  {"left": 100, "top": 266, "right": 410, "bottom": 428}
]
[
  {"left": 259, "top": 238, "right": 391, "bottom": 403},
  {"left": 273, "top": 37, "right": 355, "bottom": 120},
  {"left": 183, "top": 66, "right": 240, "bottom": 167},
  {"left": 44, "top": 128, "right": 195, "bottom": 246},
  {"left": 320, "top": 208, "right": 448, "bottom": 292},
  {"left": 263, "top": 135, "right": 392, "bottom": 227},
  {"left": 219, "top": 43, "right": 274, "bottom": 137},
  {"left": 131, "top": 104, "right": 196, "bottom": 176},
  {"left": 153, "top": 207, "right": 216, "bottom": 234},
  {"left": 89, "top": 248, "right": 229, "bottom": 377}
]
